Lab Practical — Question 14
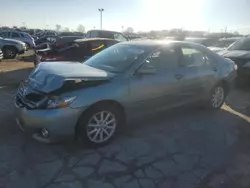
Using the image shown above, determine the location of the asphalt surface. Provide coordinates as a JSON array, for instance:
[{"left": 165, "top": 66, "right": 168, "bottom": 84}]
[{"left": 1, "top": 85, "right": 250, "bottom": 188}]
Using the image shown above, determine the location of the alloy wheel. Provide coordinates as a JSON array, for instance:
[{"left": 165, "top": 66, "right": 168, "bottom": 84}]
[
  {"left": 211, "top": 86, "right": 225, "bottom": 108},
  {"left": 6, "top": 49, "right": 14, "bottom": 57},
  {"left": 86, "top": 111, "right": 116, "bottom": 143}
]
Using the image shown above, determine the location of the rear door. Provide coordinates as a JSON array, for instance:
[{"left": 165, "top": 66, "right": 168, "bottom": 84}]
[
  {"left": 128, "top": 46, "right": 185, "bottom": 116},
  {"left": 178, "top": 44, "right": 218, "bottom": 101},
  {"left": 0, "top": 31, "right": 10, "bottom": 38},
  {"left": 10, "top": 31, "right": 21, "bottom": 40}
]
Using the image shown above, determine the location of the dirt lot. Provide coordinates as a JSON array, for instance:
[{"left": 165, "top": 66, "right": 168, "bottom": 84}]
[{"left": 1, "top": 61, "right": 250, "bottom": 188}]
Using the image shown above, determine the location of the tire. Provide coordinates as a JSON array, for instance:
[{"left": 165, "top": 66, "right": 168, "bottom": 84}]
[
  {"left": 75, "top": 104, "right": 123, "bottom": 147},
  {"left": 2, "top": 46, "right": 17, "bottom": 59},
  {"left": 207, "top": 85, "right": 226, "bottom": 109}
]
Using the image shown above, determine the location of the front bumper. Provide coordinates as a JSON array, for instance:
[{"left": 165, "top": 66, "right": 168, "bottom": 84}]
[{"left": 15, "top": 105, "right": 84, "bottom": 143}]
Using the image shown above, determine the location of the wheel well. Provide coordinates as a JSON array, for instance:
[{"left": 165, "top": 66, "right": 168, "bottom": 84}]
[
  {"left": 3, "top": 45, "right": 17, "bottom": 51},
  {"left": 220, "top": 80, "right": 230, "bottom": 95},
  {"left": 75, "top": 100, "right": 126, "bottom": 130}
]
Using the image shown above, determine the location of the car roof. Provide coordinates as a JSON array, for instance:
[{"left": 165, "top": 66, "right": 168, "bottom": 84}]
[
  {"left": 87, "top": 29, "right": 121, "bottom": 34},
  {"left": 121, "top": 40, "right": 206, "bottom": 48},
  {"left": 75, "top": 38, "right": 119, "bottom": 43}
]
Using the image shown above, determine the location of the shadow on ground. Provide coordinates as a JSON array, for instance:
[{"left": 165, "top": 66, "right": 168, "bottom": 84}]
[{"left": 0, "top": 67, "right": 32, "bottom": 86}]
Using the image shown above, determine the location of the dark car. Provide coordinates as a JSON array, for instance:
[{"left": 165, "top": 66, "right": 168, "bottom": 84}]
[
  {"left": 218, "top": 37, "right": 250, "bottom": 80},
  {"left": 185, "top": 38, "right": 218, "bottom": 47},
  {"left": 35, "top": 35, "right": 57, "bottom": 46},
  {"left": 34, "top": 38, "right": 119, "bottom": 65},
  {"left": 35, "top": 35, "right": 84, "bottom": 51},
  {"left": 86, "top": 30, "right": 129, "bottom": 42},
  {"left": 208, "top": 37, "right": 241, "bottom": 53},
  {"left": 15, "top": 41, "right": 237, "bottom": 144}
]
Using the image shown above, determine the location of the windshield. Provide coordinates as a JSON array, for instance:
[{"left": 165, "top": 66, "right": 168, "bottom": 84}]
[
  {"left": 84, "top": 44, "right": 149, "bottom": 73},
  {"left": 228, "top": 38, "right": 250, "bottom": 50},
  {"left": 214, "top": 40, "right": 236, "bottom": 48}
]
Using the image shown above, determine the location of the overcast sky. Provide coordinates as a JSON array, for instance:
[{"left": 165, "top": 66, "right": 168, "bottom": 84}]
[{"left": 1, "top": 0, "right": 250, "bottom": 33}]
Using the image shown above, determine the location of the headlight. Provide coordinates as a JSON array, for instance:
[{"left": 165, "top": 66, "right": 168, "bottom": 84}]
[
  {"left": 244, "top": 61, "right": 250, "bottom": 68},
  {"left": 47, "top": 96, "right": 76, "bottom": 109}
]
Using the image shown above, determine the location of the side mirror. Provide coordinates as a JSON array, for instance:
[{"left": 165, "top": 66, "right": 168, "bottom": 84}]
[{"left": 136, "top": 66, "right": 156, "bottom": 75}]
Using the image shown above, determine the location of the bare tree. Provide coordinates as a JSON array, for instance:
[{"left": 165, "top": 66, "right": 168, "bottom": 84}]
[
  {"left": 124, "top": 27, "right": 134, "bottom": 34},
  {"left": 55, "top": 24, "right": 62, "bottom": 32},
  {"left": 77, "top": 24, "right": 85, "bottom": 33}
]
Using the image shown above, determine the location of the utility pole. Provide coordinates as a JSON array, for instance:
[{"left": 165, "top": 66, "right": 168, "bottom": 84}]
[{"left": 98, "top": 8, "right": 104, "bottom": 30}]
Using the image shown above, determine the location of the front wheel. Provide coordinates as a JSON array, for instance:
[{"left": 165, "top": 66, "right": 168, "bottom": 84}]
[
  {"left": 208, "top": 85, "right": 226, "bottom": 109},
  {"left": 76, "top": 104, "right": 123, "bottom": 147},
  {"left": 3, "top": 47, "right": 17, "bottom": 59}
]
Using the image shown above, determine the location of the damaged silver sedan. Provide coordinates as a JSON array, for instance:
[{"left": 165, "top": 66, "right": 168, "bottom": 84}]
[{"left": 15, "top": 41, "right": 237, "bottom": 146}]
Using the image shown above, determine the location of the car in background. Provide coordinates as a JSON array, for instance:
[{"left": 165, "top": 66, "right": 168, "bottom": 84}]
[
  {"left": 34, "top": 35, "right": 56, "bottom": 46},
  {"left": 185, "top": 38, "right": 218, "bottom": 47},
  {"left": 208, "top": 37, "right": 241, "bottom": 52},
  {"left": 15, "top": 41, "right": 237, "bottom": 145},
  {"left": 58, "top": 32, "right": 86, "bottom": 37},
  {"left": 86, "top": 30, "right": 129, "bottom": 42},
  {"left": 35, "top": 35, "right": 84, "bottom": 51},
  {"left": 218, "top": 37, "right": 250, "bottom": 81},
  {"left": 0, "top": 37, "right": 26, "bottom": 59},
  {"left": 34, "top": 38, "right": 119, "bottom": 65},
  {"left": 34, "top": 30, "right": 57, "bottom": 38},
  {"left": 0, "top": 30, "right": 35, "bottom": 49}
]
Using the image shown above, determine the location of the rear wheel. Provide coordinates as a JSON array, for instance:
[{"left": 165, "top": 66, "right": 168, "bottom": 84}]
[
  {"left": 208, "top": 85, "right": 226, "bottom": 109},
  {"left": 2, "top": 46, "right": 17, "bottom": 59},
  {"left": 76, "top": 104, "right": 123, "bottom": 147}
]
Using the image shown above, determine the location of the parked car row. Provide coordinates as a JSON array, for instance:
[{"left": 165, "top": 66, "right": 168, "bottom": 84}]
[
  {"left": 0, "top": 37, "right": 26, "bottom": 59},
  {"left": 33, "top": 30, "right": 129, "bottom": 66}
]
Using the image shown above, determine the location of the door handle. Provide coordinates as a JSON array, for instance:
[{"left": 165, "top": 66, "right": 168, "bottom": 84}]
[
  {"left": 213, "top": 67, "right": 217, "bottom": 71},
  {"left": 175, "top": 74, "right": 183, "bottom": 80}
]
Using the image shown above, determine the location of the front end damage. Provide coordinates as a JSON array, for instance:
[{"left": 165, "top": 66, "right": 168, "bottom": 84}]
[{"left": 15, "top": 76, "right": 109, "bottom": 143}]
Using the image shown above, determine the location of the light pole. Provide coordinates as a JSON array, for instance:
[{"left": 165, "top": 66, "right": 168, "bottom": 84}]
[{"left": 98, "top": 8, "right": 104, "bottom": 30}]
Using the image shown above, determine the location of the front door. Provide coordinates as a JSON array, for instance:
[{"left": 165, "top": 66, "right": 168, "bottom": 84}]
[{"left": 128, "top": 46, "right": 184, "bottom": 117}]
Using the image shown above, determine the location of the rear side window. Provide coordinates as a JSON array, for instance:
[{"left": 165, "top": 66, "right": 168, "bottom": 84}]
[
  {"left": 11, "top": 32, "right": 20, "bottom": 38},
  {"left": 181, "top": 47, "right": 208, "bottom": 67},
  {"left": 90, "top": 31, "right": 99, "bottom": 38},
  {"left": 99, "top": 31, "right": 113, "bottom": 39}
]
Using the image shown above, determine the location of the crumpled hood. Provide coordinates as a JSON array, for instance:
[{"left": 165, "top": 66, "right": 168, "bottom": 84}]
[
  {"left": 218, "top": 50, "right": 250, "bottom": 59},
  {"left": 28, "top": 61, "right": 116, "bottom": 93}
]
